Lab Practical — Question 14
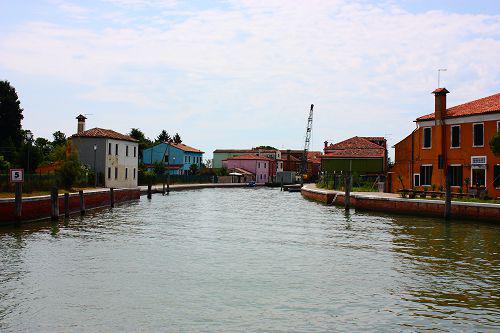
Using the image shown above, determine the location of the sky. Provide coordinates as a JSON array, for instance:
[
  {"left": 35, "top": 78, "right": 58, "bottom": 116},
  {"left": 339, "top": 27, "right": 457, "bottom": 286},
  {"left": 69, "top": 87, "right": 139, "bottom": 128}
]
[{"left": 1, "top": 0, "right": 499, "bottom": 159}]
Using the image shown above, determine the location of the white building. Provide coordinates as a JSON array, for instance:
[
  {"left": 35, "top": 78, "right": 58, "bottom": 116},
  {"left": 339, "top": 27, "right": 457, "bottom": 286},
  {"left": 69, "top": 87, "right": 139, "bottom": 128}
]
[{"left": 71, "top": 115, "right": 139, "bottom": 188}]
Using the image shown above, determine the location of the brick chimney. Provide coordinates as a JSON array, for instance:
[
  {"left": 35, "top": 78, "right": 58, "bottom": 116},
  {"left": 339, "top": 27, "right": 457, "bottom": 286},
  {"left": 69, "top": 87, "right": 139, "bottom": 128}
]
[
  {"left": 432, "top": 88, "right": 449, "bottom": 124},
  {"left": 324, "top": 140, "right": 328, "bottom": 149},
  {"left": 76, "top": 114, "right": 87, "bottom": 134}
]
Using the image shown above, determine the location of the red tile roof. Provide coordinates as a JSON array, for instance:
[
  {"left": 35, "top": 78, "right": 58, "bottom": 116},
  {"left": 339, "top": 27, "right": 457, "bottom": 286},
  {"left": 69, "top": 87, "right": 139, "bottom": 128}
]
[
  {"left": 171, "top": 143, "right": 204, "bottom": 153},
  {"left": 71, "top": 128, "right": 138, "bottom": 142},
  {"left": 223, "top": 154, "right": 273, "bottom": 161},
  {"left": 323, "top": 136, "right": 385, "bottom": 159},
  {"left": 417, "top": 92, "right": 500, "bottom": 121}
]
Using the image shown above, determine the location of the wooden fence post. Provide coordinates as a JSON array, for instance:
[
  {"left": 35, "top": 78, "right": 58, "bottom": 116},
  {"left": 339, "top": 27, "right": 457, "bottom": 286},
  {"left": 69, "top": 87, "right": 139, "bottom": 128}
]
[
  {"left": 14, "top": 183, "right": 22, "bottom": 224},
  {"left": 79, "top": 190, "right": 86, "bottom": 215},
  {"left": 110, "top": 187, "right": 115, "bottom": 208},
  {"left": 50, "top": 187, "right": 59, "bottom": 221},
  {"left": 64, "top": 193, "right": 70, "bottom": 218}
]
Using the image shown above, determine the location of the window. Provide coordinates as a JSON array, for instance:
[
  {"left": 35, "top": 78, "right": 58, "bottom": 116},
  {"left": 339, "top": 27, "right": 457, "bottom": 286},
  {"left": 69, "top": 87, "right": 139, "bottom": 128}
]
[
  {"left": 413, "top": 174, "right": 420, "bottom": 187},
  {"left": 497, "top": 121, "right": 500, "bottom": 132},
  {"left": 115, "top": 167, "right": 118, "bottom": 179},
  {"left": 494, "top": 165, "right": 500, "bottom": 188},
  {"left": 451, "top": 125, "right": 460, "bottom": 148},
  {"left": 448, "top": 165, "right": 463, "bottom": 187},
  {"left": 134, "top": 146, "right": 137, "bottom": 157},
  {"left": 125, "top": 168, "right": 128, "bottom": 179},
  {"left": 420, "top": 165, "right": 433, "bottom": 186},
  {"left": 258, "top": 162, "right": 260, "bottom": 168},
  {"left": 423, "top": 127, "right": 432, "bottom": 149},
  {"left": 126, "top": 146, "right": 129, "bottom": 157},
  {"left": 133, "top": 168, "right": 136, "bottom": 180},
  {"left": 473, "top": 123, "right": 484, "bottom": 147},
  {"left": 472, "top": 168, "right": 486, "bottom": 187},
  {"left": 108, "top": 143, "right": 112, "bottom": 155},
  {"left": 108, "top": 167, "right": 111, "bottom": 179}
]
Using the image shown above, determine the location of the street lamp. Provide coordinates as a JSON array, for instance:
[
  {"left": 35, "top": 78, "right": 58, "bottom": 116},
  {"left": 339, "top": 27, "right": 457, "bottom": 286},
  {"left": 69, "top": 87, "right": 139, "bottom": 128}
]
[
  {"left": 25, "top": 130, "right": 33, "bottom": 173},
  {"left": 93, "top": 144, "right": 98, "bottom": 187}
]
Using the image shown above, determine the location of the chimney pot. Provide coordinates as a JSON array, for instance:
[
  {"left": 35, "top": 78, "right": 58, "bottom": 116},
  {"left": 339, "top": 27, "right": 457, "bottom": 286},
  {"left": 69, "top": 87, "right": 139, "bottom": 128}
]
[
  {"left": 432, "top": 88, "right": 449, "bottom": 124},
  {"left": 76, "top": 114, "right": 87, "bottom": 134}
]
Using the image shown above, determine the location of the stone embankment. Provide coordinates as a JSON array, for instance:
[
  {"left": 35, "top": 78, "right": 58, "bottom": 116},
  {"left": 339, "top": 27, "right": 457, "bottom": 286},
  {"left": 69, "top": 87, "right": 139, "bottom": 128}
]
[{"left": 301, "top": 184, "right": 500, "bottom": 222}]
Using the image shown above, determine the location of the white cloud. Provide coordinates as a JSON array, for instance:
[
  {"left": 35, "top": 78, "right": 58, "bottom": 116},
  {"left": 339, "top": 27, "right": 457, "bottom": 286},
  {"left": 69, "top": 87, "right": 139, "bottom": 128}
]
[{"left": 0, "top": 0, "right": 499, "bottom": 155}]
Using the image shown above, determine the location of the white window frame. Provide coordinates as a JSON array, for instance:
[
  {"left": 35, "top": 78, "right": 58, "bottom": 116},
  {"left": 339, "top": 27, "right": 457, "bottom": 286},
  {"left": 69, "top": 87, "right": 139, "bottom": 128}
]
[
  {"left": 449, "top": 164, "right": 462, "bottom": 187},
  {"left": 421, "top": 164, "right": 433, "bottom": 186},
  {"left": 497, "top": 121, "right": 500, "bottom": 132},
  {"left": 495, "top": 164, "right": 500, "bottom": 189},
  {"left": 422, "top": 127, "right": 432, "bottom": 149},
  {"left": 471, "top": 168, "right": 486, "bottom": 187},
  {"left": 472, "top": 122, "right": 484, "bottom": 147},
  {"left": 450, "top": 125, "right": 460, "bottom": 148},
  {"left": 413, "top": 173, "right": 420, "bottom": 187}
]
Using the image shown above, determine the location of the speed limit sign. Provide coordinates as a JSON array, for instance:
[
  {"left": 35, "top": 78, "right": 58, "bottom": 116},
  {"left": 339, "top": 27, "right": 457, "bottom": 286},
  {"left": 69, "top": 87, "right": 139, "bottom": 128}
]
[{"left": 9, "top": 169, "right": 24, "bottom": 183}]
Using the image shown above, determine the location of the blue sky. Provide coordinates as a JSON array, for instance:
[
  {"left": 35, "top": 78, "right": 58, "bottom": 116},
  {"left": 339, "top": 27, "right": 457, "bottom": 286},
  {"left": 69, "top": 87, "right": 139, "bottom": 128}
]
[{"left": 1, "top": 0, "right": 499, "bottom": 159}]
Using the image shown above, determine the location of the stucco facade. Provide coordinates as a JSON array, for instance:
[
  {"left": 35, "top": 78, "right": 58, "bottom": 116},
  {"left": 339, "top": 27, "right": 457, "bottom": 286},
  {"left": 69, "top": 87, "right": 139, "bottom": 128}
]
[
  {"left": 142, "top": 142, "right": 204, "bottom": 175},
  {"left": 222, "top": 155, "right": 271, "bottom": 183}
]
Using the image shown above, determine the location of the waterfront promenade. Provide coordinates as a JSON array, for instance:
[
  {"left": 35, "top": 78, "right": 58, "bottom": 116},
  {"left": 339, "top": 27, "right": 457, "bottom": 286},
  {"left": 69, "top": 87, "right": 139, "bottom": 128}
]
[{"left": 301, "top": 184, "right": 500, "bottom": 221}]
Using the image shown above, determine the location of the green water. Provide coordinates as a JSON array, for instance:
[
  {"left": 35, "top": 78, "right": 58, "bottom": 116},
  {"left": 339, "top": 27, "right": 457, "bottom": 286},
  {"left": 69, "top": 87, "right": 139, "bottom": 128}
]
[{"left": 0, "top": 188, "right": 498, "bottom": 332}]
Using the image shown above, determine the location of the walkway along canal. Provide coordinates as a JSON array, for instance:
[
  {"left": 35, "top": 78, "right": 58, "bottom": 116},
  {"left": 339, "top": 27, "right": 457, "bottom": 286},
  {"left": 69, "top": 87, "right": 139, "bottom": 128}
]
[{"left": 301, "top": 184, "right": 500, "bottom": 222}]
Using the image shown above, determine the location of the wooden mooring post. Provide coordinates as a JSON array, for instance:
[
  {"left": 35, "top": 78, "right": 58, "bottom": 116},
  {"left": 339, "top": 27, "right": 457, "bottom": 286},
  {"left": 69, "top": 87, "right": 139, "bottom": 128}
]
[
  {"left": 14, "top": 183, "right": 22, "bottom": 224},
  {"left": 50, "top": 187, "right": 59, "bottom": 221},
  {"left": 79, "top": 190, "right": 86, "bottom": 215},
  {"left": 64, "top": 193, "right": 70, "bottom": 218},
  {"left": 444, "top": 168, "right": 452, "bottom": 219},
  {"left": 147, "top": 184, "right": 152, "bottom": 199},
  {"left": 110, "top": 187, "right": 115, "bottom": 208},
  {"left": 344, "top": 172, "right": 351, "bottom": 211}
]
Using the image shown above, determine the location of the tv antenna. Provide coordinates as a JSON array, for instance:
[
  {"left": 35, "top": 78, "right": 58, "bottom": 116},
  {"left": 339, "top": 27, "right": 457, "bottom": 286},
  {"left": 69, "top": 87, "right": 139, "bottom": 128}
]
[{"left": 437, "top": 69, "right": 447, "bottom": 88}]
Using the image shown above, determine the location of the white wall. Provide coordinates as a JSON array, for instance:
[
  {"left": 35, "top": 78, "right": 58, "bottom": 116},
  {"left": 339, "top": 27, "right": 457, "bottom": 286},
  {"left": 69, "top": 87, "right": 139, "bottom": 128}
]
[{"left": 104, "top": 139, "right": 139, "bottom": 188}]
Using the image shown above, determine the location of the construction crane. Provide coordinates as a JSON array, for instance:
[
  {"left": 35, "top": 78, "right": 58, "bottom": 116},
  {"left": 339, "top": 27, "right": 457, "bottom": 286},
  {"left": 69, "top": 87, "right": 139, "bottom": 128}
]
[{"left": 300, "top": 104, "right": 314, "bottom": 180}]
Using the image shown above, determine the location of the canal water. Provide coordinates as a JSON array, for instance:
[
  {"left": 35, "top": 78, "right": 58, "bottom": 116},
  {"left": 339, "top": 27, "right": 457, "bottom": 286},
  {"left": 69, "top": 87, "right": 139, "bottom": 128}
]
[{"left": 0, "top": 188, "right": 498, "bottom": 332}]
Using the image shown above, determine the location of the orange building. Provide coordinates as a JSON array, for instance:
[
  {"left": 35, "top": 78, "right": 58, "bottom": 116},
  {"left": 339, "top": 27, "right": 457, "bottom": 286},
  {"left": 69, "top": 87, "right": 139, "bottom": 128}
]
[{"left": 390, "top": 89, "right": 500, "bottom": 198}]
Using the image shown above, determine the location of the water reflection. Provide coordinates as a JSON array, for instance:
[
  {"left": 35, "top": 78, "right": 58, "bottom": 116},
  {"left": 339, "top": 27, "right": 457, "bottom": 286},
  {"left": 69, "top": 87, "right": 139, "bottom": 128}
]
[{"left": 0, "top": 189, "right": 498, "bottom": 332}]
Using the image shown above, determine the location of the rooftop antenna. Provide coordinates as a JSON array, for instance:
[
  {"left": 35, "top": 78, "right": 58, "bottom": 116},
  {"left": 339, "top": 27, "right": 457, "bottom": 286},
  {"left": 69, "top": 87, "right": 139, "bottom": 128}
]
[{"left": 437, "top": 69, "right": 447, "bottom": 88}]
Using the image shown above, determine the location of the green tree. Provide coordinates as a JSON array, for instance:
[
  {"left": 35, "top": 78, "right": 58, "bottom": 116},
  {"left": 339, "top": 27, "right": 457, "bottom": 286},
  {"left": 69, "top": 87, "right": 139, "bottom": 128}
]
[
  {"left": 52, "top": 131, "right": 67, "bottom": 147},
  {"left": 189, "top": 163, "right": 199, "bottom": 175},
  {"left": 0, "top": 81, "right": 24, "bottom": 163},
  {"left": 0, "top": 155, "right": 10, "bottom": 171},
  {"left": 129, "top": 128, "right": 153, "bottom": 159},
  {"left": 254, "top": 145, "right": 277, "bottom": 150},
  {"left": 56, "top": 146, "right": 83, "bottom": 189},
  {"left": 490, "top": 132, "right": 500, "bottom": 156},
  {"left": 173, "top": 133, "right": 182, "bottom": 144},
  {"left": 156, "top": 130, "right": 171, "bottom": 143}
]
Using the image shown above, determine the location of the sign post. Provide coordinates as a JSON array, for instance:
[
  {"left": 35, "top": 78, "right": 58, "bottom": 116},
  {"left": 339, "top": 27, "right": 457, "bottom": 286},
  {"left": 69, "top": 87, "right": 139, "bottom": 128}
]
[{"left": 10, "top": 169, "right": 24, "bottom": 223}]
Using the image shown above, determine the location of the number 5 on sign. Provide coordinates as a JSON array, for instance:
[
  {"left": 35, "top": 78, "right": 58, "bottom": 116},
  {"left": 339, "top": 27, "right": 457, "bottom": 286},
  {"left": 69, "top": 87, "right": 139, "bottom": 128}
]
[{"left": 9, "top": 169, "right": 24, "bottom": 183}]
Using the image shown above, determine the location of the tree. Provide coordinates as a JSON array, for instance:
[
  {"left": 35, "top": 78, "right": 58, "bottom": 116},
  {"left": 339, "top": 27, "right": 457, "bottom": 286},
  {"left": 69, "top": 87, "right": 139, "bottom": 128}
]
[
  {"left": 156, "top": 130, "right": 171, "bottom": 143},
  {"left": 129, "top": 128, "right": 153, "bottom": 159},
  {"left": 52, "top": 131, "right": 67, "bottom": 147},
  {"left": 173, "top": 133, "right": 182, "bottom": 144},
  {"left": 204, "top": 159, "right": 212, "bottom": 169},
  {"left": 0, "top": 155, "right": 10, "bottom": 172},
  {"left": 0, "top": 81, "right": 24, "bottom": 163},
  {"left": 490, "top": 132, "right": 500, "bottom": 156},
  {"left": 254, "top": 145, "right": 277, "bottom": 150},
  {"left": 56, "top": 143, "right": 83, "bottom": 189},
  {"left": 189, "top": 163, "right": 199, "bottom": 175}
]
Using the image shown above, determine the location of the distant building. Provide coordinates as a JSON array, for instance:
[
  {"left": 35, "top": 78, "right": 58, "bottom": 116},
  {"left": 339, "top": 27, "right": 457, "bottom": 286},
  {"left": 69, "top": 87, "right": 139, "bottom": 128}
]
[
  {"left": 213, "top": 148, "right": 283, "bottom": 180},
  {"left": 281, "top": 150, "right": 322, "bottom": 179},
  {"left": 142, "top": 142, "right": 204, "bottom": 175},
  {"left": 71, "top": 115, "right": 139, "bottom": 188},
  {"left": 222, "top": 154, "right": 273, "bottom": 183},
  {"left": 321, "top": 137, "right": 387, "bottom": 176},
  {"left": 390, "top": 89, "right": 500, "bottom": 197}
]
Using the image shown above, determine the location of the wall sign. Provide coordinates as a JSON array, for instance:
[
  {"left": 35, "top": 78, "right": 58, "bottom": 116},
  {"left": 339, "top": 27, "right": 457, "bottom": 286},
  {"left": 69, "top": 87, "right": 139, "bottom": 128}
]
[{"left": 9, "top": 169, "right": 24, "bottom": 183}]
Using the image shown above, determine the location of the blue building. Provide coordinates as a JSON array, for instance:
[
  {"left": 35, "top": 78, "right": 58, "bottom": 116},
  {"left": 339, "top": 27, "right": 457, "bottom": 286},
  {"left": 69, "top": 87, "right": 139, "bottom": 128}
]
[{"left": 142, "top": 142, "right": 204, "bottom": 175}]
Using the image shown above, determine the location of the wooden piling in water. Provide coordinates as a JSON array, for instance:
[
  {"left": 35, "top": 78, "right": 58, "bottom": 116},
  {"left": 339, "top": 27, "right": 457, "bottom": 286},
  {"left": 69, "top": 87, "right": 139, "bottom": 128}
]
[
  {"left": 79, "top": 190, "right": 86, "bottom": 215},
  {"left": 344, "top": 173, "right": 351, "bottom": 211},
  {"left": 14, "top": 183, "right": 22, "bottom": 223},
  {"left": 50, "top": 187, "right": 59, "bottom": 221},
  {"left": 147, "top": 184, "right": 152, "bottom": 199},
  {"left": 64, "top": 193, "right": 70, "bottom": 218},
  {"left": 110, "top": 188, "right": 115, "bottom": 208},
  {"left": 444, "top": 168, "right": 451, "bottom": 219}
]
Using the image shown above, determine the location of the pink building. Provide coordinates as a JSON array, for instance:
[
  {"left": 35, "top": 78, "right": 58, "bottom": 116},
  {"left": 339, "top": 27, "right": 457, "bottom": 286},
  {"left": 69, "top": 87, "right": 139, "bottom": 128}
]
[{"left": 222, "top": 154, "right": 272, "bottom": 183}]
